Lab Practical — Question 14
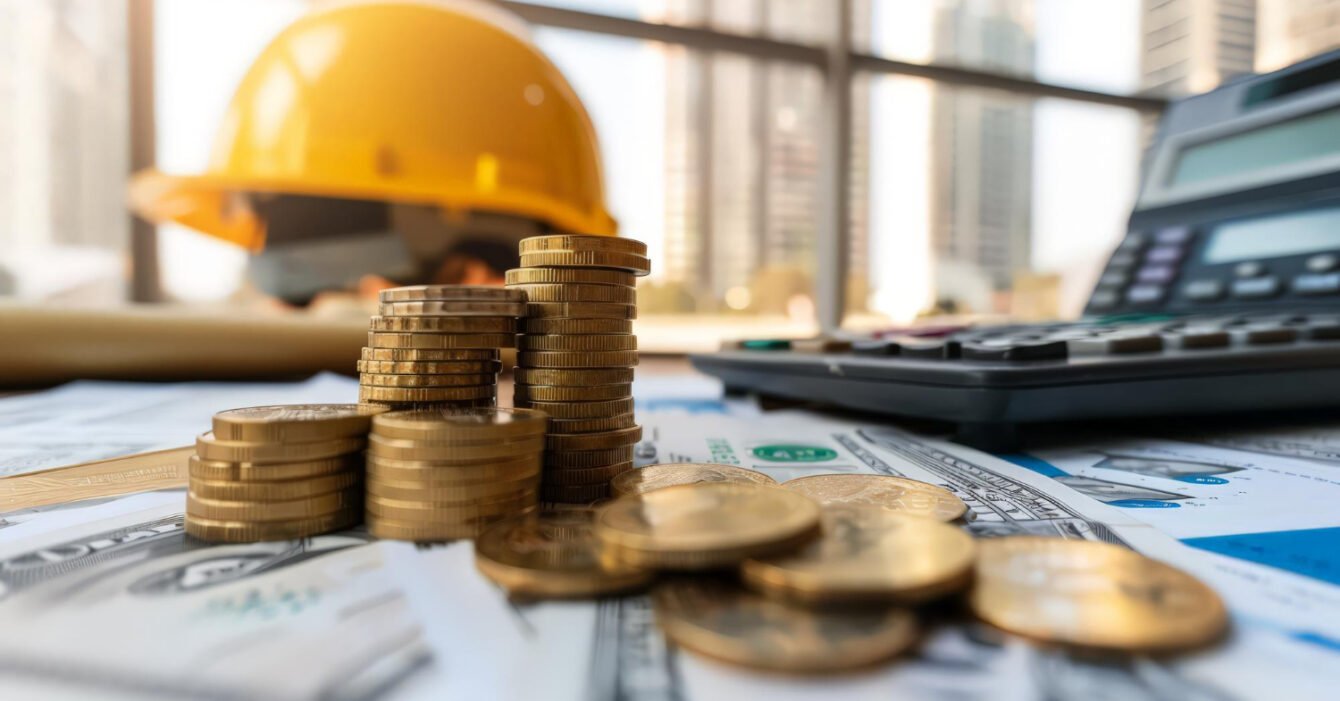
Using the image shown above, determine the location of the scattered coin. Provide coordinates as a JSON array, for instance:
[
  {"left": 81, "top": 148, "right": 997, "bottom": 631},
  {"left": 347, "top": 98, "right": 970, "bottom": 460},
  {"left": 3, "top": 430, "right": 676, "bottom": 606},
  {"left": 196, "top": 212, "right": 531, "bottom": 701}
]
[
  {"left": 653, "top": 578, "right": 919, "bottom": 673},
  {"left": 783, "top": 474, "right": 968, "bottom": 522},
  {"left": 594, "top": 483, "right": 822, "bottom": 570},
  {"left": 611, "top": 463, "right": 777, "bottom": 497},
  {"left": 742, "top": 505, "right": 976, "bottom": 605},
  {"left": 970, "top": 536, "right": 1229, "bottom": 652},
  {"left": 475, "top": 509, "right": 654, "bottom": 598}
]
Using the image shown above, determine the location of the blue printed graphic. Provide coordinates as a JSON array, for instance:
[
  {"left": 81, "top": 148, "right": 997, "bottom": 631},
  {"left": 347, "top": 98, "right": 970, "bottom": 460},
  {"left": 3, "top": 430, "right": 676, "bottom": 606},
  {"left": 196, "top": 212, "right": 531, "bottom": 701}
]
[
  {"left": 1173, "top": 475, "right": 1229, "bottom": 484},
  {"left": 1183, "top": 526, "right": 1340, "bottom": 587},
  {"left": 1000, "top": 454, "right": 1186, "bottom": 508}
]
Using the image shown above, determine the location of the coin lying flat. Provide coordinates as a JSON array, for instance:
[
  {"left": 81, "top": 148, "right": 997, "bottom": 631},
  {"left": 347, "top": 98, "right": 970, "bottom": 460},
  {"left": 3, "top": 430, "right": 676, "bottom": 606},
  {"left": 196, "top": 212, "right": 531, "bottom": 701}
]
[
  {"left": 742, "top": 505, "right": 975, "bottom": 605},
  {"left": 360, "top": 372, "right": 496, "bottom": 388},
  {"left": 970, "top": 537, "right": 1228, "bottom": 652},
  {"left": 185, "top": 509, "right": 362, "bottom": 543},
  {"left": 783, "top": 474, "right": 968, "bottom": 522},
  {"left": 377, "top": 300, "right": 527, "bottom": 317},
  {"left": 546, "top": 426, "right": 642, "bottom": 451},
  {"left": 358, "top": 385, "right": 497, "bottom": 403},
  {"left": 516, "top": 334, "right": 638, "bottom": 352},
  {"left": 372, "top": 407, "right": 548, "bottom": 442},
  {"left": 519, "top": 235, "right": 649, "bottom": 256},
  {"left": 519, "top": 318, "right": 634, "bottom": 335},
  {"left": 367, "top": 473, "right": 540, "bottom": 501},
  {"left": 186, "top": 488, "right": 363, "bottom": 521},
  {"left": 368, "top": 510, "right": 536, "bottom": 542},
  {"left": 188, "top": 455, "right": 362, "bottom": 482},
  {"left": 366, "top": 455, "right": 541, "bottom": 484},
  {"left": 475, "top": 509, "right": 653, "bottom": 598},
  {"left": 653, "top": 578, "right": 918, "bottom": 673},
  {"left": 361, "top": 347, "right": 499, "bottom": 362},
  {"left": 516, "top": 397, "right": 634, "bottom": 420},
  {"left": 378, "top": 285, "right": 527, "bottom": 303},
  {"left": 509, "top": 283, "right": 636, "bottom": 304},
  {"left": 514, "top": 384, "right": 632, "bottom": 402},
  {"left": 517, "top": 351, "right": 640, "bottom": 368},
  {"left": 519, "top": 251, "right": 651, "bottom": 275},
  {"left": 211, "top": 404, "right": 386, "bottom": 442},
  {"left": 544, "top": 445, "right": 636, "bottom": 468},
  {"left": 366, "top": 332, "right": 517, "bottom": 350},
  {"left": 543, "top": 461, "right": 633, "bottom": 485},
  {"left": 513, "top": 367, "right": 635, "bottom": 386},
  {"left": 547, "top": 413, "right": 638, "bottom": 434},
  {"left": 610, "top": 463, "right": 774, "bottom": 497},
  {"left": 523, "top": 302, "right": 638, "bottom": 320},
  {"left": 195, "top": 432, "right": 365, "bottom": 464},
  {"left": 357, "top": 359, "right": 501, "bottom": 375},
  {"left": 368, "top": 434, "right": 543, "bottom": 461},
  {"left": 540, "top": 482, "right": 612, "bottom": 504},
  {"left": 507, "top": 268, "right": 635, "bottom": 287},
  {"left": 188, "top": 471, "right": 361, "bottom": 501},
  {"left": 367, "top": 315, "right": 517, "bottom": 333},
  {"left": 595, "top": 483, "right": 822, "bottom": 570}
]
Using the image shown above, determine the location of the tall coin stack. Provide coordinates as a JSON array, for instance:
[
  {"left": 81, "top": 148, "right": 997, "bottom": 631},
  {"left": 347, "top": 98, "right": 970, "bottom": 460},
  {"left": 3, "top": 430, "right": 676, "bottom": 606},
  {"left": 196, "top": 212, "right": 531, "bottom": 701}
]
[
  {"left": 507, "top": 234, "right": 650, "bottom": 503},
  {"left": 359, "top": 286, "right": 526, "bottom": 409},
  {"left": 365, "top": 407, "right": 548, "bottom": 541},
  {"left": 186, "top": 404, "right": 384, "bottom": 543}
]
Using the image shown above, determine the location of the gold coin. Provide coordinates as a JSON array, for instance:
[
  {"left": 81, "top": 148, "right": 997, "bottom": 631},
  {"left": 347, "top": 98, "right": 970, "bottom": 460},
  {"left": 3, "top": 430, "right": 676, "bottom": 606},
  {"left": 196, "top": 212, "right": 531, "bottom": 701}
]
[
  {"left": 542, "top": 460, "right": 633, "bottom": 485},
  {"left": 519, "top": 234, "right": 649, "bottom": 256},
  {"left": 358, "top": 385, "right": 496, "bottom": 403},
  {"left": 783, "top": 474, "right": 968, "bottom": 522},
  {"left": 368, "top": 484, "right": 538, "bottom": 509},
  {"left": 188, "top": 455, "right": 362, "bottom": 482},
  {"left": 475, "top": 509, "right": 653, "bottom": 598},
  {"left": 361, "top": 347, "right": 499, "bottom": 362},
  {"left": 523, "top": 302, "right": 637, "bottom": 320},
  {"left": 520, "top": 317, "right": 634, "bottom": 335},
  {"left": 653, "top": 578, "right": 918, "bottom": 673},
  {"left": 188, "top": 472, "right": 361, "bottom": 501},
  {"left": 506, "top": 268, "right": 635, "bottom": 287},
  {"left": 516, "top": 397, "right": 634, "bottom": 419},
  {"left": 540, "top": 482, "right": 612, "bottom": 504},
  {"left": 367, "top": 332, "right": 516, "bottom": 350},
  {"left": 519, "top": 250, "right": 651, "bottom": 275},
  {"left": 212, "top": 404, "right": 387, "bottom": 442},
  {"left": 357, "top": 359, "right": 501, "bottom": 375},
  {"left": 368, "top": 473, "right": 540, "bottom": 501},
  {"left": 360, "top": 398, "right": 498, "bottom": 411},
  {"left": 367, "top": 315, "right": 517, "bottom": 333},
  {"left": 594, "top": 483, "right": 822, "bottom": 570},
  {"left": 516, "top": 334, "right": 637, "bottom": 352},
  {"left": 368, "top": 511, "right": 534, "bottom": 541},
  {"left": 186, "top": 488, "right": 363, "bottom": 521},
  {"left": 360, "top": 372, "right": 496, "bottom": 388},
  {"left": 377, "top": 300, "right": 526, "bottom": 317},
  {"left": 547, "top": 413, "right": 637, "bottom": 434},
  {"left": 611, "top": 463, "right": 776, "bottom": 497},
  {"left": 544, "top": 445, "right": 635, "bottom": 467},
  {"left": 378, "top": 285, "right": 527, "bottom": 303},
  {"left": 741, "top": 505, "right": 975, "bottom": 606},
  {"left": 547, "top": 426, "right": 642, "bottom": 452},
  {"left": 513, "top": 367, "right": 635, "bottom": 386},
  {"left": 509, "top": 283, "right": 636, "bottom": 304},
  {"left": 366, "top": 494, "right": 536, "bottom": 522},
  {"left": 970, "top": 537, "right": 1229, "bottom": 652},
  {"left": 367, "top": 453, "right": 541, "bottom": 482},
  {"left": 371, "top": 407, "right": 548, "bottom": 442},
  {"left": 185, "top": 509, "right": 361, "bottom": 543},
  {"left": 194, "top": 432, "right": 365, "bottom": 464},
  {"left": 368, "top": 433, "right": 543, "bottom": 461},
  {"left": 517, "top": 351, "right": 639, "bottom": 368},
  {"left": 514, "top": 384, "right": 632, "bottom": 403}
]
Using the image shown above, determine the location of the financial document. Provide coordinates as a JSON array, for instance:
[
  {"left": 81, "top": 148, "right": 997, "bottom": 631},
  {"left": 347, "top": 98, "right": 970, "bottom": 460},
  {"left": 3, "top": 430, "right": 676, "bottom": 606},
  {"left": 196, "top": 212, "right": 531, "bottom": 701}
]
[{"left": 2, "top": 380, "right": 1339, "bottom": 700}]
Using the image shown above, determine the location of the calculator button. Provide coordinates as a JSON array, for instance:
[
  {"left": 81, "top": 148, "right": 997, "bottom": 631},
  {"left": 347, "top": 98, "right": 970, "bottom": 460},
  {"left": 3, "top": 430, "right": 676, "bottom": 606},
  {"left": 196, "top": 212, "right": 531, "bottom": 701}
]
[
  {"left": 1126, "top": 285, "right": 1165, "bottom": 305},
  {"left": 1182, "top": 279, "right": 1223, "bottom": 301},
  {"left": 1088, "top": 289, "right": 1120, "bottom": 310},
  {"left": 1154, "top": 226, "right": 1192, "bottom": 244},
  {"left": 1162, "top": 328, "right": 1230, "bottom": 349},
  {"left": 1116, "top": 234, "right": 1146, "bottom": 252},
  {"left": 1292, "top": 273, "right": 1340, "bottom": 296},
  {"left": 1068, "top": 334, "right": 1164, "bottom": 355},
  {"left": 891, "top": 337, "right": 958, "bottom": 359},
  {"left": 1145, "top": 246, "right": 1184, "bottom": 264},
  {"left": 1304, "top": 319, "right": 1340, "bottom": 340},
  {"left": 1136, "top": 265, "right": 1176, "bottom": 284},
  {"left": 791, "top": 338, "right": 853, "bottom": 353},
  {"left": 852, "top": 340, "right": 899, "bottom": 355},
  {"left": 1230, "top": 324, "right": 1298, "bottom": 345},
  {"left": 1231, "top": 276, "right": 1280, "bottom": 299},
  {"left": 1306, "top": 254, "right": 1338, "bottom": 272},
  {"left": 1108, "top": 252, "right": 1139, "bottom": 268},
  {"left": 1234, "top": 261, "right": 1265, "bottom": 278},
  {"left": 961, "top": 339, "right": 1068, "bottom": 362},
  {"left": 1098, "top": 270, "right": 1129, "bottom": 288}
]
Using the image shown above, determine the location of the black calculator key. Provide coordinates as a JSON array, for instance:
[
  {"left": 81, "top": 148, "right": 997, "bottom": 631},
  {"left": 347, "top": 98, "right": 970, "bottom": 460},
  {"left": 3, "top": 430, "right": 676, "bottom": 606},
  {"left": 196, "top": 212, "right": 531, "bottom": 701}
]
[
  {"left": 1306, "top": 321, "right": 1340, "bottom": 341},
  {"left": 1163, "top": 328, "right": 1230, "bottom": 349},
  {"left": 1182, "top": 279, "right": 1224, "bottom": 301},
  {"left": 1126, "top": 284, "right": 1165, "bottom": 305},
  {"left": 1231, "top": 276, "right": 1280, "bottom": 299},
  {"left": 1088, "top": 289, "right": 1120, "bottom": 310},
  {"left": 1231, "top": 324, "right": 1298, "bottom": 345},
  {"left": 892, "top": 337, "right": 959, "bottom": 359},
  {"left": 853, "top": 340, "right": 899, "bottom": 356},
  {"left": 1069, "top": 334, "right": 1164, "bottom": 355},
  {"left": 961, "top": 339, "right": 1068, "bottom": 362}
]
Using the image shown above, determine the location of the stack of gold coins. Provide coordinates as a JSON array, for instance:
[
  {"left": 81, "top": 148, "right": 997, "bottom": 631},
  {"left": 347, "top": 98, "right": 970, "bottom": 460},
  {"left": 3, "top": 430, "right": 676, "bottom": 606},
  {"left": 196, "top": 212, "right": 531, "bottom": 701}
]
[
  {"left": 364, "top": 407, "right": 548, "bottom": 541},
  {"left": 506, "top": 235, "right": 650, "bottom": 503},
  {"left": 358, "top": 285, "right": 526, "bottom": 410},
  {"left": 185, "top": 404, "right": 384, "bottom": 543}
]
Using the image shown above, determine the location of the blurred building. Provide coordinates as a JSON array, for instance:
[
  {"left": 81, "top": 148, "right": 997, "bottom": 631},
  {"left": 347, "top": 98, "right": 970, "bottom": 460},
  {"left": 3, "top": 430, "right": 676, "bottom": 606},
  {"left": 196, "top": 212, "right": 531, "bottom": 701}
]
[
  {"left": 1141, "top": 0, "right": 1255, "bottom": 96},
  {"left": 1257, "top": 0, "right": 1340, "bottom": 72},
  {"left": 928, "top": 0, "right": 1035, "bottom": 302}
]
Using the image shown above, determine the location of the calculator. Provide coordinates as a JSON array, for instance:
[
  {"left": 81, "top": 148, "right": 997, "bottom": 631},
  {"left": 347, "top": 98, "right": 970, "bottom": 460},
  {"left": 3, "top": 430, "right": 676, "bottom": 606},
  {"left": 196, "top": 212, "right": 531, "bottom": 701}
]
[{"left": 691, "top": 50, "right": 1340, "bottom": 445}]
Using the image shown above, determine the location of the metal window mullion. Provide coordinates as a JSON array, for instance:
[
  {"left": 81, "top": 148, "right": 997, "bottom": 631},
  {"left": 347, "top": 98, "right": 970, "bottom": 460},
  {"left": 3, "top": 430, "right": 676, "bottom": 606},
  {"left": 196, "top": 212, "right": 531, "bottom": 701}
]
[
  {"left": 128, "top": 0, "right": 160, "bottom": 302},
  {"left": 814, "top": 0, "right": 851, "bottom": 332}
]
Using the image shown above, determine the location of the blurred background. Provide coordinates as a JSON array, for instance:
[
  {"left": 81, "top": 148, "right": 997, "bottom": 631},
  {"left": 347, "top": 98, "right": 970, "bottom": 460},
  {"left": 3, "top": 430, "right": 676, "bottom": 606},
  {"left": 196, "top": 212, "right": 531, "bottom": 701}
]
[{"left": 0, "top": 0, "right": 1325, "bottom": 351}]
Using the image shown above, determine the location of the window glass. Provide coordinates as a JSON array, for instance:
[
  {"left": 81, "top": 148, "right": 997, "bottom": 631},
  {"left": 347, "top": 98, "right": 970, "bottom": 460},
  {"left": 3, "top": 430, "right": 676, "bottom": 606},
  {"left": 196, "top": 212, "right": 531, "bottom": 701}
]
[
  {"left": 520, "top": 0, "right": 832, "bottom": 45},
  {"left": 845, "top": 75, "right": 1141, "bottom": 328}
]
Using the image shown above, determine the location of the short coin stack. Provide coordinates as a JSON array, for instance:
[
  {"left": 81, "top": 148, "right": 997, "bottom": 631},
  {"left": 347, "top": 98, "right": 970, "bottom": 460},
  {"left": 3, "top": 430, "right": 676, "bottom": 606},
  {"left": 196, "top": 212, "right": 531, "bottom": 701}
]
[
  {"left": 365, "top": 407, "right": 548, "bottom": 541},
  {"left": 185, "top": 404, "right": 384, "bottom": 543},
  {"left": 359, "top": 285, "right": 526, "bottom": 410},
  {"left": 506, "top": 235, "right": 650, "bottom": 503}
]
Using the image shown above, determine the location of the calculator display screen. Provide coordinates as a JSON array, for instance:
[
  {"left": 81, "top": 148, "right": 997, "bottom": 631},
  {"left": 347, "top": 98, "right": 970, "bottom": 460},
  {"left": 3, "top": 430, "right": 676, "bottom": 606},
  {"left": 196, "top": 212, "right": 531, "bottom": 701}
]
[
  {"left": 1202, "top": 206, "right": 1340, "bottom": 263},
  {"left": 1171, "top": 107, "right": 1340, "bottom": 187}
]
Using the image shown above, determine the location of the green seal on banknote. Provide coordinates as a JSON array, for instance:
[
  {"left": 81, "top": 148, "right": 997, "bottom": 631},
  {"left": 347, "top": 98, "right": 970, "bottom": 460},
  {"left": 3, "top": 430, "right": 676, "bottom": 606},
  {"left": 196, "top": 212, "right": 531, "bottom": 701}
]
[{"left": 751, "top": 445, "right": 838, "bottom": 463}]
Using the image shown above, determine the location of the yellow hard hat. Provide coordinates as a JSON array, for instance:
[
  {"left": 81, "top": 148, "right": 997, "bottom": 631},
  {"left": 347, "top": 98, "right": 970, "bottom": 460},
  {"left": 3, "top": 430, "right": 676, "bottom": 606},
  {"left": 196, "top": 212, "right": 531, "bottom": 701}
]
[{"left": 129, "top": 1, "right": 616, "bottom": 251}]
